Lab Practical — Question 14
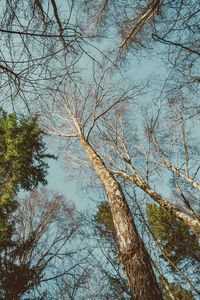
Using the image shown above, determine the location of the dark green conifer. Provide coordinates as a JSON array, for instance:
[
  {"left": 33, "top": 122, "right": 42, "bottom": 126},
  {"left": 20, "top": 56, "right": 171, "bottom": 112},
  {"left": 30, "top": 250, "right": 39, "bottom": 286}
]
[{"left": 0, "top": 108, "right": 55, "bottom": 299}]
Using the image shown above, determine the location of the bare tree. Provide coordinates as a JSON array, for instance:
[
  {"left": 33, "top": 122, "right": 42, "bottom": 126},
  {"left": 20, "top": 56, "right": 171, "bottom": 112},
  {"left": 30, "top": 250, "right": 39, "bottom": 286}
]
[
  {"left": 87, "top": 92, "right": 200, "bottom": 237},
  {"left": 42, "top": 78, "right": 164, "bottom": 299},
  {"left": 0, "top": 0, "right": 100, "bottom": 110},
  {"left": 0, "top": 188, "right": 81, "bottom": 299},
  {"left": 0, "top": 1, "right": 199, "bottom": 98},
  {"left": 40, "top": 74, "right": 200, "bottom": 296}
]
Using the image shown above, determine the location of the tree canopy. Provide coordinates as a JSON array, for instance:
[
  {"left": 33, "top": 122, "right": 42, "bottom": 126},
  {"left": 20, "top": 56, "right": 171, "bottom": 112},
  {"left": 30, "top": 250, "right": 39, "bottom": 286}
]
[
  {"left": 0, "top": 0, "right": 199, "bottom": 298},
  {"left": 0, "top": 109, "right": 57, "bottom": 299}
]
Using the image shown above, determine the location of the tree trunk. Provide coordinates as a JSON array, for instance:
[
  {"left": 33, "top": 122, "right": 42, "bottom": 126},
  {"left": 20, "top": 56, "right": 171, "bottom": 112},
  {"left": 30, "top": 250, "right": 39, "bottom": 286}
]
[
  {"left": 79, "top": 135, "right": 163, "bottom": 299},
  {"left": 117, "top": 171, "right": 200, "bottom": 237}
]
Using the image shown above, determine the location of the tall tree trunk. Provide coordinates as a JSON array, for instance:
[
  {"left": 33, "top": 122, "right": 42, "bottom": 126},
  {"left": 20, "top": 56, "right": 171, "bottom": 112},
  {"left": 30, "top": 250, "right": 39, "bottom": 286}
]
[{"left": 79, "top": 135, "right": 163, "bottom": 299}]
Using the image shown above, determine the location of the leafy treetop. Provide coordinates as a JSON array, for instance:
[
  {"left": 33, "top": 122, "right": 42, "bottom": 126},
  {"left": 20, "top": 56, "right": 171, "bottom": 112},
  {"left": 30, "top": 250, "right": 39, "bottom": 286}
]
[{"left": 0, "top": 108, "right": 55, "bottom": 206}]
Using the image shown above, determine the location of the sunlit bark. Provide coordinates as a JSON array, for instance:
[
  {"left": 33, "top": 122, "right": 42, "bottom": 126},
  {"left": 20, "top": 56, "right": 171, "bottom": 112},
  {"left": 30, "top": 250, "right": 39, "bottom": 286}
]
[
  {"left": 78, "top": 134, "right": 163, "bottom": 299},
  {"left": 113, "top": 169, "right": 200, "bottom": 237}
]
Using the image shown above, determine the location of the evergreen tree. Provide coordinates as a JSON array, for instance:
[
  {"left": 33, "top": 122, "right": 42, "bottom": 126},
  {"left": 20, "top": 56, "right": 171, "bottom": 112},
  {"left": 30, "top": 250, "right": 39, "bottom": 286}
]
[
  {"left": 146, "top": 204, "right": 199, "bottom": 298},
  {"left": 160, "top": 281, "right": 195, "bottom": 300},
  {"left": 146, "top": 204, "right": 199, "bottom": 266},
  {"left": 0, "top": 108, "right": 55, "bottom": 299}
]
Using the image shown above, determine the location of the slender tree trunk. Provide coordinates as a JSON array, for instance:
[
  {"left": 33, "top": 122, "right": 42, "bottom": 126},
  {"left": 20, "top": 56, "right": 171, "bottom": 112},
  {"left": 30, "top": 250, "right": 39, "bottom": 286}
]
[
  {"left": 117, "top": 171, "right": 200, "bottom": 237},
  {"left": 79, "top": 135, "right": 163, "bottom": 299}
]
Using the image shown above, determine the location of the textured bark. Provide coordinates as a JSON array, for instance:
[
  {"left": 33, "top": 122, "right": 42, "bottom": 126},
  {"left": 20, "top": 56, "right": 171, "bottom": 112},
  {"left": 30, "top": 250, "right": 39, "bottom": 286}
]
[
  {"left": 116, "top": 171, "right": 200, "bottom": 237},
  {"left": 170, "top": 166, "right": 200, "bottom": 191},
  {"left": 79, "top": 135, "right": 163, "bottom": 299}
]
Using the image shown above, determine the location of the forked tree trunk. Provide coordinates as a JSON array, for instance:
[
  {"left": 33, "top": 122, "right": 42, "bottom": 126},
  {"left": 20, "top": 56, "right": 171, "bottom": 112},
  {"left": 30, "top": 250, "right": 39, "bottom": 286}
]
[{"left": 79, "top": 135, "right": 163, "bottom": 299}]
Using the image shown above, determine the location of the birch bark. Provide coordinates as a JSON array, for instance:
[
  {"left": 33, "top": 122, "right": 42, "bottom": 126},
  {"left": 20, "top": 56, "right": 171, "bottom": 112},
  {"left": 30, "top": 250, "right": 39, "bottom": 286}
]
[
  {"left": 115, "top": 170, "right": 200, "bottom": 237},
  {"left": 78, "top": 135, "right": 163, "bottom": 299}
]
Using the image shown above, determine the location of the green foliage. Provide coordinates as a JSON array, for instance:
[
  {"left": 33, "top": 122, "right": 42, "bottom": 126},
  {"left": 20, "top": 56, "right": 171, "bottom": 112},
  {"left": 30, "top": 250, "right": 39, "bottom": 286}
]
[
  {"left": 160, "top": 281, "right": 195, "bottom": 300},
  {"left": 146, "top": 204, "right": 199, "bottom": 299},
  {"left": 0, "top": 108, "right": 55, "bottom": 205},
  {"left": 94, "top": 201, "right": 115, "bottom": 238},
  {"left": 146, "top": 204, "right": 199, "bottom": 265},
  {"left": 0, "top": 108, "right": 55, "bottom": 299},
  {"left": 94, "top": 202, "right": 122, "bottom": 265},
  {"left": 0, "top": 108, "right": 55, "bottom": 246},
  {"left": 93, "top": 202, "right": 130, "bottom": 299}
]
